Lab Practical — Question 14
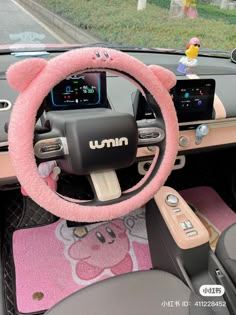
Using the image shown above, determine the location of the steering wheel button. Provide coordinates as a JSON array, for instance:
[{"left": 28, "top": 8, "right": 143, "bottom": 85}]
[
  {"left": 41, "top": 144, "right": 61, "bottom": 153},
  {"left": 138, "top": 127, "right": 165, "bottom": 145},
  {"left": 34, "top": 137, "right": 68, "bottom": 159},
  {"left": 165, "top": 194, "right": 179, "bottom": 207},
  {"left": 139, "top": 132, "right": 160, "bottom": 139}
]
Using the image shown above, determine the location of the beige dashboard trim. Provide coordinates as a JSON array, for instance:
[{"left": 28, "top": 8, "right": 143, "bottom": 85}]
[
  {"left": 154, "top": 186, "right": 209, "bottom": 249},
  {"left": 214, "top": 94, "right": 226, "bottom": 120},
  {"left": 1, "top": 119, "right": 236, "bottom": 179},
  {"left": 136, "top": 121, "right": 236, "bottom": 156},
  {"left": 178, "top": 123, "right": 236, "bottom": 151},
  {"left": 136, "top": 147, "right": 156, "bottom": 158},
  {"left": 186, "top": 74, "right": 200, "bottom": 80},
  {"left": 0, "top": 152, "right": 15, "bottom": 179},
  {"left": 1, "top": 147, "right": 155, "bottom": 179},
  {"left": 179, "top": 117, "right": 236, "bottom": 127}
]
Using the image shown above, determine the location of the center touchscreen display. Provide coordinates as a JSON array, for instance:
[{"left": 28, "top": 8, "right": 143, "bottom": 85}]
[
  {"left": 49, "top": 72, "right": 106, "bottom": 109},
  {"left": 170, "top": 79, "right": 215, "bottom": 122}
]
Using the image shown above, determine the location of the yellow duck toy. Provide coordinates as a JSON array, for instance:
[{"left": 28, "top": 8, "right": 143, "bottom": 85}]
[
  {"left": 185, "top": 44, "right": 199, "bottom": 60},
  {"left": 185, "top": 37, "right": 200, "bottom": 60},
  {"left": 177, "top": 37, "right": 200, "bottom": 74}
]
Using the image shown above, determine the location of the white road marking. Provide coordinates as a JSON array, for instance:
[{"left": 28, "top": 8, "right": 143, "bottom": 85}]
[{"left": 10, "top": 0, "right": 67, "bottom": 44}]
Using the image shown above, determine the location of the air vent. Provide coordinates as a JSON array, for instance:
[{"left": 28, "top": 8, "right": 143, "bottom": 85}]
[
  {"left": 0, "top": 99, "right": 11, "bottom": 111},
  {"left": 231, "top": 48, "right": 236, "bottom": 64},
  {"left": 0, "top": 145, "right": 8, "bottom": 152}
]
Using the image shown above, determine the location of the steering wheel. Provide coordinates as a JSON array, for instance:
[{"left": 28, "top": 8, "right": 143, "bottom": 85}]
[{"left": 7, "top": 47, "right": 178, "bottom": 222}]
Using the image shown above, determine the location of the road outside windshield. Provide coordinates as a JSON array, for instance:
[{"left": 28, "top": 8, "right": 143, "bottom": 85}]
[{"left": 1, "top": 0, "right": 236, "bottom": 52}]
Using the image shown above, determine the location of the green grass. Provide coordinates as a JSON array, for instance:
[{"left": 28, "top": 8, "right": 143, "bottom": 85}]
[
  {"left": 150, "top": 0, "right": 236, "bottom": 24},
  {"left": 197, "top": 4, "right": 236, "bottom": 24},
  {"left": 149, "top": 0, "right": 170, "bottom": 10},
  {"left": 36, "top": 0, "right": 236, "bottom": 50}
]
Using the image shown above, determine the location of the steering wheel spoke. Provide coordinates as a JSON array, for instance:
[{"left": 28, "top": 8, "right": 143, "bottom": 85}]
[
  {"left": 137, "top": 119, "right": 165, "bottom": 147},
  {"left": 34, "top": 136, "right": 69, "bottom": 161},
  {"left": 90, "top": 170, "right": 122, "bottom": 202}
]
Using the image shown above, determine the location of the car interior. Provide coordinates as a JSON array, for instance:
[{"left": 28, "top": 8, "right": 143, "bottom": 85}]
[{"left": 1, "top": 3, "right": 236, "bottom": 315}]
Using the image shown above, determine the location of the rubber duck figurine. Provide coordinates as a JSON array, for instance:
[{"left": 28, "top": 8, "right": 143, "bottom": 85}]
[
  {"left": 177, "top": 37, "right": 200, "bottom": 74},
  {"left": 185, "top": 37, "right": 200, "bottom": 60}
]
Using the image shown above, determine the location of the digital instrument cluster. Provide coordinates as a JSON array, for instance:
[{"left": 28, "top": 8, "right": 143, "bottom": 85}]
[{"left": 46, "top": 72, "right": 107, "bottom": 110}]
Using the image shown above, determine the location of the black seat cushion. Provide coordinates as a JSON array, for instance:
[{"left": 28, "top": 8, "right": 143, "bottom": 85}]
[
  {"left": 45, "top": 270, "right": 213, "bottom": 315},
  {"left": 216, "top": 223, "right": 236, "bottom": 286}
]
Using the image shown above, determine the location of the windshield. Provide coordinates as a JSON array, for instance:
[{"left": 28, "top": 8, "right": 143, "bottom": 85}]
[{"left": 1, "top": 0, "right": 235, "bottom": 55}]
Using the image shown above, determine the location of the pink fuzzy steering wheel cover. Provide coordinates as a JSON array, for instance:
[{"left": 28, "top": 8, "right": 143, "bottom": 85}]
[{"left": 7, "top": 48, "right": 178, "bottom": 222}]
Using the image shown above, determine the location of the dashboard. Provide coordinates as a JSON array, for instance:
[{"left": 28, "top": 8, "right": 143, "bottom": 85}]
[
  {"left": 1, "top": 49, "right": 236, "bottom": 186},
  {"left": 44, "top": 71, "right": 216, "bottom": 125}
]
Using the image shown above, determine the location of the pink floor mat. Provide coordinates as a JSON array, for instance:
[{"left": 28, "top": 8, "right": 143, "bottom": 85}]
[
  {"left": 13, "top": 208, "right": 152, "bottom": 314},
  {"left": 180, "top": 186, "right": 236, "bottom": 232},
  {"left": 180, "top": 186, "right": 236, "bottom": 250},
  {"left": 13, "top": 187, "right": 236, "bottom": 313}
]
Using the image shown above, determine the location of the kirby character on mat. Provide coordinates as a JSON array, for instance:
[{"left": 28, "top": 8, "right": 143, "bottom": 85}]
[
  {"left": 177, "top": 37, "right": 200, "bottom": 74},
  {"left": 68, "top": 219, "right": 133, "bottom": 280}
]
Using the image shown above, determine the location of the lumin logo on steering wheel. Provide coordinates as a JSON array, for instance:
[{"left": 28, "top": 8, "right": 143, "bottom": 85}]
[{"left": 89, "top": 137, "right": 128, "bottom": 150}]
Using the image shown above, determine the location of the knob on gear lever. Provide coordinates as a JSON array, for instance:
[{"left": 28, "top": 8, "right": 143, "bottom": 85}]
[{"left": 195, "top": 124, "right": 209, "bottom": 145}]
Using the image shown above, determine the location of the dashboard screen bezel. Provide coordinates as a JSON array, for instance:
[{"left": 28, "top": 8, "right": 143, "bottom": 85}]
[
  {"left": 170, "top": 79, "right": 215, "bottom": 123},
  {"left": 45, "top": 71, "right": 108, "bottom": 111}
]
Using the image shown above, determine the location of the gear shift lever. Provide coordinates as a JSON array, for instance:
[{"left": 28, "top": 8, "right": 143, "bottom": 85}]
[{"left": 195, "top": 124, "right": 209, "bottom": 145}]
